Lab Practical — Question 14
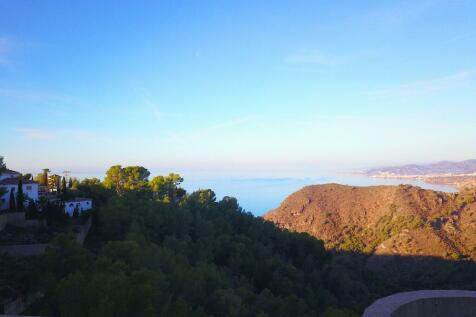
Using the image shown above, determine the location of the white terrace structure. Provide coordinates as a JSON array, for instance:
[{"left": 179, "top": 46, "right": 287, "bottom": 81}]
[
  {"left": 0, "top": 169, "right": 39, "bottom": 211},
  {"left": 64, "top": 198, "right": 93, "bottom": 216}
]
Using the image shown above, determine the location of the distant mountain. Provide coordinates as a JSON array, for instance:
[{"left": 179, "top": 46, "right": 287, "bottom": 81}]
[
  {"left": 263, "top": 184, "right": 476, "bottom": 269},
  {"left": 365, "top": 159, "right": 476, "bottom": 176}
]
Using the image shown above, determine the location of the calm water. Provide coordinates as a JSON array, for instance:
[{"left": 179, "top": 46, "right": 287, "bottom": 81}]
[{"left": 182, "top": 175, "right": 457, "bottom": 216}]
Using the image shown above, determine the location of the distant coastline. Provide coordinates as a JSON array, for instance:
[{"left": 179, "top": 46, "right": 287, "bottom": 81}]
[{"left": 364, "top": 159, "right": 476, "bottom": 191}]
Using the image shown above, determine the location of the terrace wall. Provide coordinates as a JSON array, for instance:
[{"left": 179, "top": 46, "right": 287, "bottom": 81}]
[{"left": 362, "top": 290, "right": 476, "bottom": 317}]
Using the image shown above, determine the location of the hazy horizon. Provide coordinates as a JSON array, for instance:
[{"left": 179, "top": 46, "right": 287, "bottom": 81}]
[
  {"left": 2, "top": 1, "right": 476, "bottom": 176},
  {"left": 2, "top": 165, "right": 460, "bottom": 215}
]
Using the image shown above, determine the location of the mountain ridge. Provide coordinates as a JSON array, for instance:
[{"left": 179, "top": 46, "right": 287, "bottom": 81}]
[{"left": 365, "top": 159, "right": 476, "bottom": 176}]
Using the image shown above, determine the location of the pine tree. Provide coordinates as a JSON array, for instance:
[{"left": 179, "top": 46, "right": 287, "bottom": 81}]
[
  {"left": 56, "top": 177, "right": 61, "bottom": 195},
  {"left": 9, "top": 188, "right": 16, "bottom": 211},
  {"left": 0, "top": 156, "right": 6, "bottom": 173},
  {"left": 0, "top": 158, "right": 6, "bottom": 198},
  {"left": 17, "top": 178, "right": 24, "bottom": 211},
  {"left": 61, "top": 177, "right": 67, "bottom": 194},
  {"left": 68, "top": 178, "right": 73, "bottom": 189}
]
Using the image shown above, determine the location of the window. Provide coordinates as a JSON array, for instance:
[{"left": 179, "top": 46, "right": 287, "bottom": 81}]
[
  {"left": 69, "top": 203, "right": 74, "bottom": 207},
  {"left": 26, "top": 186, "right": 32, "bottom": 190},
  {"left": 86, "top": 202, "right": 90, "bottom": 205}
]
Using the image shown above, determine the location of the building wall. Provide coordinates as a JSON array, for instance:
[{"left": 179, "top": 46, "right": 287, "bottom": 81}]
[
  {"left": 363, "top": 290, "right": 476, "bottom": 317},
  {"left": 75, "top": 217, "right": 92, "bottom": 245},
  {"left": 0, "top": 212, "right": 42, "bottom": 232},
  {"left": 5, "top": 212, "right": 42, "bottom": 228},
  {"left": 393, "top": 297, "right": 476, "bottom": 317},
  {"left": 0, "top": 183, "right": 39, "bottom": 211},
  {"left": 64, "top": 200, "right": 93, "bottom": 215}
]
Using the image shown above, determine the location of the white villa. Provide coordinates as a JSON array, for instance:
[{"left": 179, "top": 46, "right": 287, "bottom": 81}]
[
  {"left": 0, "top": 170, "right": 39, "bottom": 211},
  {"left": 64, "top": 198, "right": 93, "bottom": 216},
  {"left": 1, "top": 169, "right": 94, "bottom": 215}
]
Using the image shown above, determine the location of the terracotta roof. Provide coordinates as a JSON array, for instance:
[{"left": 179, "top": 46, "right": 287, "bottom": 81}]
[{"left": 0, "top": 178, "right": 38, "bottom": 185}]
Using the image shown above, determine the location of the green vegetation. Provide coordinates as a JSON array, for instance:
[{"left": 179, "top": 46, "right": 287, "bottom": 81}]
[
  {"left": 20, "top": 166, "right": 342, "bottom": 316},
  {"left": 61, "top": 176, "right": 67, "bottom": 194},
  {"left": 17, "top": 178, "right": 25, "bottom": 211},
  {"left": 0, "top": 157, "right": 5, "bottom": 198},
  {"left": 0, "top": 226, "right": 56, "bottom": 245},
  {"left": 149, "top": 173, "right": 184, "bottom": 202},
  {"left": 2, "top": 163, "right": 476, "bottom": 317},
  {"left": 338, "top": 210, "right": 424, "bottom": 254},
  {"left": 0, "top": 156, "right": 5, "bottom": 173},
  {"left": 9, "top": 188, "right": 16, "bottom": 211},
  {"left": 104, "top": 165, "right": 150, "bottom": 195}
]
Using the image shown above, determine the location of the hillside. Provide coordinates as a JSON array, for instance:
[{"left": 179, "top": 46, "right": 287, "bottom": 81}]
[
  {"left": 264, "top": 184, "right": 476, "bottom": 266},
  {"left": 365, "top": 159, "right": 476, "bottom": 176},
  {"left": 3, "top": 167, "right": 476, "bottom": 316}
]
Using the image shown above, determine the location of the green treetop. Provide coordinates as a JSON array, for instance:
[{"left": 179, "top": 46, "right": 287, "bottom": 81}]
[
  {"left": 104, "top": 165, "right": 150, "bottom": 195},
  {"left": 149, "top": 173, "right": 184, "bottom": 202}
]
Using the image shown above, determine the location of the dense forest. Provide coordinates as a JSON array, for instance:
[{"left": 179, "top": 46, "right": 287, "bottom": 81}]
[{"left": 3, "top": 165, "right": 476, "bottom": 317}]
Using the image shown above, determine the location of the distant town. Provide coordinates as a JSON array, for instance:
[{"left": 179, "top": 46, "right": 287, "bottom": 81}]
[{"left": 364, "top": 159, "right": 476, "bottom": 190}]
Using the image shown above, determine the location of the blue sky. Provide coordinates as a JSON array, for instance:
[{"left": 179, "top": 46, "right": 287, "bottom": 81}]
[{"left": 1, "top": 0, "right": 475, "bottom": 178}]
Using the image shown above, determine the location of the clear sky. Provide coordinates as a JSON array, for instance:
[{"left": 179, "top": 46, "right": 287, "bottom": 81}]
[{"left": 1, "top": 0, "right": 475, "bottom": 178}]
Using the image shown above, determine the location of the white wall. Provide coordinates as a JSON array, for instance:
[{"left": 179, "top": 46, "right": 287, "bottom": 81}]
[
  {"left": 0, "top": 183, "right": 39, "bottom": 211},
  {"left": 64, "top": 199, "right": 93, "bottom": 216}
]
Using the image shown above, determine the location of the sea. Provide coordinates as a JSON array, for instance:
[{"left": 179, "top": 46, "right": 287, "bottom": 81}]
[
  {"left": 181, "top": 174, "right": 456, "bottom": 216},
  {"left": 72, "top": 172, "right": 457, "bottom": 216}
]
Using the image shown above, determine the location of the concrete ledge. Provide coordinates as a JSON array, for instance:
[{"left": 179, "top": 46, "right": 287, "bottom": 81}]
[{"left": 362, "top": 290, "right": 476, "bottom": 317}]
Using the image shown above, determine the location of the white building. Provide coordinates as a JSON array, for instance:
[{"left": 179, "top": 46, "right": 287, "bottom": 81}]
[
  {"left": 0, "top": 170, "right": 39, "bottom": 211},
  {"left": 64, "top": 198, "right": 93, "bottom": 216},
  {"left": 0, "top": 169, "right": 21, "bottom": 181}
]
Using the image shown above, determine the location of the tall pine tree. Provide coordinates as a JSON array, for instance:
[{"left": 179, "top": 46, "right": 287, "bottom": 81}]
[
  {"left": 17, "top": 178, "right": 24, "bottom": 211},
  {"left": 9, "top": 188, "right": 16, "bottom": 211},
  {"left": 61, "top": 177, "right": 67, "bottom": 194},
  {"left": 56, "top": 177, "right": 61, "bottom": 195},
  {"left": 0, "top": 157, "right": 6, "bottom": 197},
  {"left": 0, "top": 156, "right": 6, "bottom": 173}
]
